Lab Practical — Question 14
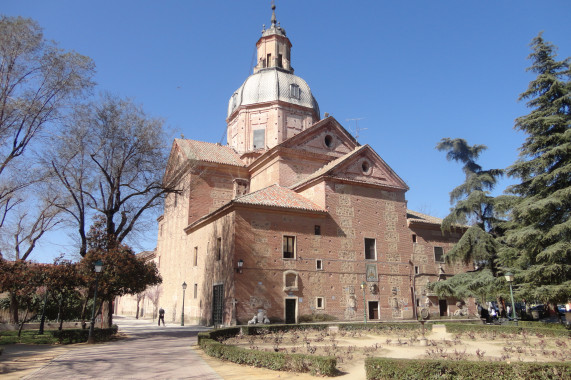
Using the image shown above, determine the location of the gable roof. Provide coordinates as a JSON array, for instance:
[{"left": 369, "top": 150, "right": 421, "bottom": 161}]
[
  {"left": 185, "top": 184, "right": 326, "bottom": 233},
  {"left": 234, "top": 184, "right": 326, "bottom": 212},
  {"left": 246, "top": 116, "right": 359, "bottom": 172},
  {"left": 175, "top": 139, "right": 245, "bottom": 167},
  {"left": 278, "top": 116, "right": 358, "bottom": 150},
  {"left": 290, "top": 144, "right": 408, "bottom": 191}
]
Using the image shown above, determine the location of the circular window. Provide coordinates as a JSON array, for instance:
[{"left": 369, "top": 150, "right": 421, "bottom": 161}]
[
  {"left": 324, "top": 134, "right": 333, "bottom": 148},
  {"left": 361, "top": 160, "right": 371, "bottom": 174}
]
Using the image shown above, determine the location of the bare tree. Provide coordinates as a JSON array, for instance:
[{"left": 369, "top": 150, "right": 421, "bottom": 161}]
[
  {"left": 46, "top": 94, "right": 177, "bottom": 256},
  {"left": 135, "top": 292, "right": 145, "bottom": 319},
  {"left": 0, "top": 16, "right": 95, "bottom": 229},
  {"left": 145, "top": 284, "right": 162, "bottom": 320},
  {"left": 0, "top": 194, "right": 63, "bottom": 261}
]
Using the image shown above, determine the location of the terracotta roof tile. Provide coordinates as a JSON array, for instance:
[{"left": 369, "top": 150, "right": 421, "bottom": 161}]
[
  {"left": 175, "top": 139, "right": 245, "bottom": 167},
  {"left": 235, "top": 184, "right": 326, "bottom": 212},
  {"left": 289, "top": 146, "right": 367, "bottom": 189},
  {"left": 406, "top": 210, "right": 444, "bottom": 226}
]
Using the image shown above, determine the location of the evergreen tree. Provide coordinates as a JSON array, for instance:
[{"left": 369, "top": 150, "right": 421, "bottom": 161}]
[
  {"left": 436, "top": 138, "right": 504, "bottom": 270},
  {"left": 504, "top": 33, "right": 571, "bottom": 304}
]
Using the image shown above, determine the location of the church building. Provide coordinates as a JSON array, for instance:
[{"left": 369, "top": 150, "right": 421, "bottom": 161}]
[{"left": 153, "top": 6, "right": 474, "bottom": 326}]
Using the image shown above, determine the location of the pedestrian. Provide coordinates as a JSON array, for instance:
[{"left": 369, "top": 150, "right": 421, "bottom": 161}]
[
  {"left": 507, "top": 305, "right": 512, "bottom": 318},
  {"left": 158, "top": 307, "right": 165, "bottom": 326}
]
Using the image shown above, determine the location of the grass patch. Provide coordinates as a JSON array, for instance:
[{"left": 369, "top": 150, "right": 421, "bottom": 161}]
[
  {"left": 0, "top": 325, "right": 118, "bottom": 345},
  {"left": 0, "top": 330, "right": 58, "bottom": 345}
]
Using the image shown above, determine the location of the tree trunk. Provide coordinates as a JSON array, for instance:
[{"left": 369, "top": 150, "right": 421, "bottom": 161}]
[
  {"left": 17, "top": 308, "right": 29, "bottom": 338},
  {"left": 38, "top": 291, "right": 49, "bottom": 335},
  {"left": 136, "top": 299, "right": 140, "bottom": 319},
  {"left": 58, "top": 303, "right": 64, "bottom": 330},
  {"left": 80, "top": 293, "right": 89, "bottom": 329},
  {"left": 107, "top": 300, "right": 113, "bottom": 327},
  {"left": 9, "top": 292, "right": 19, "bottom": 324}
]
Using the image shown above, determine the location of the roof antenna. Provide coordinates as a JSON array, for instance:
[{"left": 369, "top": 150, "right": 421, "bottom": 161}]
[{"left": 346, "top": 117, "right": 367, "bottom": 140}]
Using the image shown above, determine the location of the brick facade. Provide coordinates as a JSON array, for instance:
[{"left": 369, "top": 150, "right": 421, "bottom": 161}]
[{"left": 147, "top": 10, "right": 475, "bottom": 326}]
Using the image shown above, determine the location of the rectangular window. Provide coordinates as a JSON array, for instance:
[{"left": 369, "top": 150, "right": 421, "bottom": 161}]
[
  {"left": 316, "top": 259, "right": 323, "bottom": 270},
  {"left": 414, "top": 266, "right": 419, "bottom": 275},
  {"left": 253, "top": 129, "right": 265, "bottom": 149},
  {"left": 412, "top": 234, "right": 417, "bottom": 243},
  {"left": 193, "top": 246, "right": 198, "bottom": 266},
  {"left": 216, "top": 238, "right": 222, "bottom": 261},
  {"left": 364, "top": 238, "right": 376, "bottom": 260},
  {"left": 277, "top": 53, "right": 283, "bottom": 68},
  {"left": 434, "top": 247, "right": 444, "bottom": 263},
  {"left": 194, "top": 283, "right": 198, "bottom": 299},
  {"left": 316, "top": 297, "right": 324, "bottom": 309},
  {"left": 283, "top": 235, "right": 295, "bottom": 259},
  {"left": 267, "top": 53, "right": 271, "bottom": 66},
  {"left": 314, "top": 225, "right": 321, "bottom": 235},
  {"left": 290, "top": 84, "right": 300, "bottom": 99}
]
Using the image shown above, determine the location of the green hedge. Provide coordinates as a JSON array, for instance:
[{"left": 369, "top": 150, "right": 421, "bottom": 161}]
[
  {"left": 339, "top": 322, "right": 432, "bottom": 332},
  {"left": 442, "top": 323, "right": 570, "bottom": 337},
  {"left": 517, "top": 321, "right": 570, "bottom": 330},
  {"left": 49, "top": 325, "right": 118, "bottom": 344},
  {"left": 298, "top": 314, "right": 338, "bottom": 323},
  {"left": 365, "top": 357, "right": 571, "bottom": 380},
  {"left": 240, "top": 323, "right": 330, "bottom": 336},
  {"left": 198, "top": 326, "right": 337, "bottom": 376},
  {"left": 200, "top": 338, "right": 336, "bottom": 376}
]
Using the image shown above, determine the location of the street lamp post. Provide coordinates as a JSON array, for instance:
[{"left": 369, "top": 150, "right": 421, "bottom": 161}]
[
  {"left": 505, "top": 272, "right": 518, "bottom": 324},
  {"left": 360, "top": 281, "right": 367, "bottom": 324},
  {"left": 181, "top": 282, "right": 187, "bottom": 326},
  {"left": 88, "top": 260, "right": 103, "bottom": 344}
]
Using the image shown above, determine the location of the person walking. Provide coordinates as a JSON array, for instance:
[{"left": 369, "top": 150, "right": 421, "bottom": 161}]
[{"left": 158, "top": 307, "right": 165, "bottom": 326}]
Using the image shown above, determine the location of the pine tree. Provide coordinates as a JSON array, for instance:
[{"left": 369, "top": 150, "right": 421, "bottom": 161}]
[
  {"left": 436, "top": 138, "right": 504, "bottom": 270},
  {"left": 505, "top": 33, "right": 570, "bottom": 304},
  {"left": 427, "top": 139, "right": 504, "bottom": 305}
]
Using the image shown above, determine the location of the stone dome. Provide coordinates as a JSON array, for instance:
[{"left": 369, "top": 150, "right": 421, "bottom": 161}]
[{"left": 227, "top": 68, "right": 319, "bottom": 118}]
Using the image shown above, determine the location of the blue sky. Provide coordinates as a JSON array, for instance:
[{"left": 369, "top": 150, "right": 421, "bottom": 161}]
[{"left": 3, "top": 0, "right": 570, "bottom": 263}]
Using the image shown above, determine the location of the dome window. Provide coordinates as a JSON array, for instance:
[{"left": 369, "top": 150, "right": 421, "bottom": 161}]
[{"left": 290, "top": 84, "right": 300, "bottom": 99}]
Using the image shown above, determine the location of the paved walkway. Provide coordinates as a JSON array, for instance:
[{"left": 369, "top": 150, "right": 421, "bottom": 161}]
[{"left": 14, "top": 316, "right": 221, "bottom": 379}]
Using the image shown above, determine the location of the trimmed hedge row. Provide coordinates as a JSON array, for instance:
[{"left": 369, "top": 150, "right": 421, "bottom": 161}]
[
  {"left": 200, "top": 338, "right": 337, "bottom": 376},
  {"left": 365, "top": 357, "right": 571, "bottom": 380},
  {"left": 339, "top": 322, "right": 432, "bottom": 332},
  {"left": 239, "top": 323, "right": 330, "bottom": 336},
  {"left": 238, "top": 321, "right": 429, "bottom": 336},
  {"left": 517, "top": 320, "right": 570, "bottom": 330},
  {"left": 198, "top": 326, "right": 337, "bottom": 376},
  {"left": 442, "top": 323, "right": 570, "bottom": 337},
  {"left": 49, "top": 325, "right": 118, "bottom": 344}
]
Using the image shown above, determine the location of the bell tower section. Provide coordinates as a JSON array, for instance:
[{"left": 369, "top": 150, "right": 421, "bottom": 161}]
[{"left": 226, "top": 4, "right": 320, "bottom": 155}]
